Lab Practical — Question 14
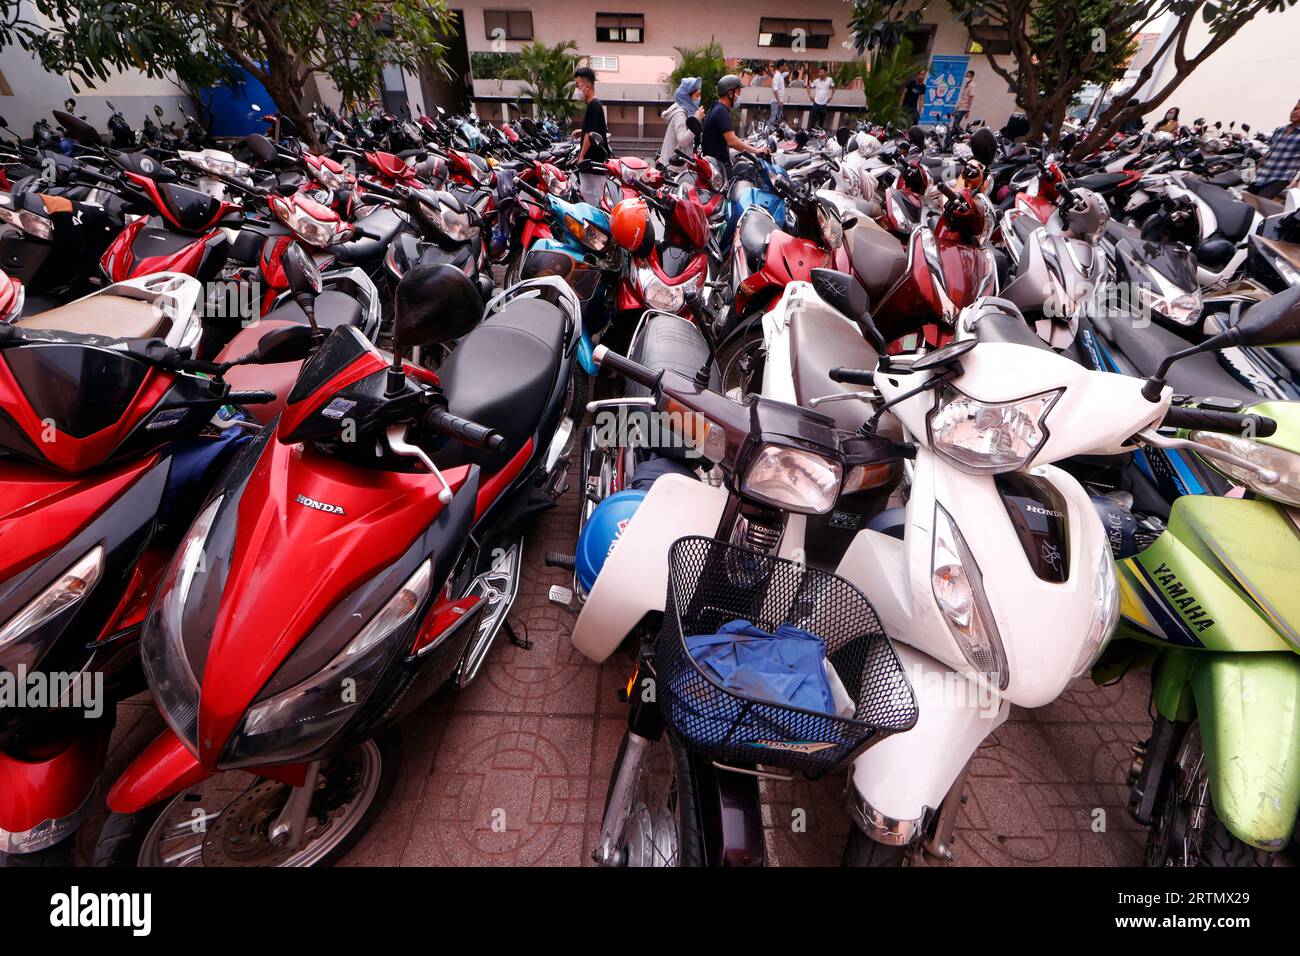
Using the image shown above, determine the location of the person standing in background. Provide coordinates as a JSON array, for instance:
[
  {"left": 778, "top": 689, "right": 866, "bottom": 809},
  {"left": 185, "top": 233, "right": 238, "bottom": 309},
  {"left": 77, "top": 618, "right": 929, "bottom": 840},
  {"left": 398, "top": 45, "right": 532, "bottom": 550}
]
[
  {"left": 660, "top": 76, "right": 703, "bottom": 165},
  {"left": 704, "top": 74, "right": 770, "bottom": 173},
  {"left": 1250, "top": 99, "right": 1300, "bottom": 198},
  {"left": 770, "top": 59, "right": 787, "bottom": 127},
  {"left": 809, "top": 66, "right": 835, "bottom": 130},
  {"left": 901, "top": 67, "right": 926, "bottom": 126},
  {"left": 573, "top": 66, "right": 609, "bottom": 207},
  {"left": 952, "top": 70, "right": 974, "bottom": 130}
]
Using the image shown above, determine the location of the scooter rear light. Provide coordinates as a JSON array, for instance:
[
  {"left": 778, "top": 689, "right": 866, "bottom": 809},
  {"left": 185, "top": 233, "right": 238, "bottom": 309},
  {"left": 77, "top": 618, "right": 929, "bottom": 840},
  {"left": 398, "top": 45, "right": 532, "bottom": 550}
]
[{"left": 410, "top": 594, "right": 483, "bottom": 657}]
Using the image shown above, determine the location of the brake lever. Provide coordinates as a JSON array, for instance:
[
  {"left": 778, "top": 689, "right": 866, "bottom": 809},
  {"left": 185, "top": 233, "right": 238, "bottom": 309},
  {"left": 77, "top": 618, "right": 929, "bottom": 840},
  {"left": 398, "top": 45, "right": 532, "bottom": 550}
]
[
  {"left": 808, "top": 390, "right": 876, "bottom": 407},
  {"left": 385, "top": 423, "right": 454, "bottom": 503},
  {"left": 1136, "top": 427, "right": 1278, "bottom": 485}
]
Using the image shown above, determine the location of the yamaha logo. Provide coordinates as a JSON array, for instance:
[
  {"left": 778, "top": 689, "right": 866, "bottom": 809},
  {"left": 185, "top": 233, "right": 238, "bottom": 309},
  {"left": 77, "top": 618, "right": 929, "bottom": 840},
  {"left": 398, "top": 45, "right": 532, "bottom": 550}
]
[{"left": 295, "top": 494, "right": 345, "bottom": 515}]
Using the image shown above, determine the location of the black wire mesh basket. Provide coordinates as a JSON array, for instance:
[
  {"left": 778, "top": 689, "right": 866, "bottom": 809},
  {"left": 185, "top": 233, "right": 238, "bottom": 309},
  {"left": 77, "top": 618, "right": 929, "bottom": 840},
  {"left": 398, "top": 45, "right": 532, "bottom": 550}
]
[{"left": 655, "top": 535, "right": 919, "bottom": 778}]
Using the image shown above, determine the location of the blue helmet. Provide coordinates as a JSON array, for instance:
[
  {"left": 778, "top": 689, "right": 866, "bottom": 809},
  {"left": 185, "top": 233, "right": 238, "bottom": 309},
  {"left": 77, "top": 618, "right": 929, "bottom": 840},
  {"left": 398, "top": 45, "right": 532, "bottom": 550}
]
[{"left": 575, "top": 489, "right": 646, "bottom": 592}]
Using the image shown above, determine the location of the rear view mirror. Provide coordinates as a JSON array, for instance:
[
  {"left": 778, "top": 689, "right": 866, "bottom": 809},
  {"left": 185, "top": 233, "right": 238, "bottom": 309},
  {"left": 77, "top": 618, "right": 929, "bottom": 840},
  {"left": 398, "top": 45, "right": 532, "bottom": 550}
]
[
  {"left": 795, "top": 130, "right": 810, "bottom": 148},
  {"left": 281, "top": 241, "right": 323, "bottom": 300},
  {"left": 1232, "top": 285, "right": 1300, "bottom": 347},
  {"left": 52, "top": 110, "right": 102, "bottom": 147},
  {"left": 65, "top": 98, "right": 76, "bottom": 112},
  {"left": 251, "top": 324, "right": 314, "bottom": 364},
  {"left": 836, "top": 126, "right": 850, "bottom": 148},
  {"left": 970, "top": 127, "right": 997, "bottom": 166},
  {"left": 810, "top": 268, "right": 885, "bottom": 353},
  {"left": 686, "top": 115, "right": 703, "bottom": 137},
  {"left": 587, "top": 131, "right": 606, "bottom": 152},
  {"left": 521, "top": 116, "right": 537, "bottom": 136},
  {"left": 907, "top": 125, "right": 926, "bottom": 149},
  {"left": 243, "top": 132, "right": 278, "bottom": 164},
  {"left": 154, "top": 105, "right": 165, "bottom": 118}
]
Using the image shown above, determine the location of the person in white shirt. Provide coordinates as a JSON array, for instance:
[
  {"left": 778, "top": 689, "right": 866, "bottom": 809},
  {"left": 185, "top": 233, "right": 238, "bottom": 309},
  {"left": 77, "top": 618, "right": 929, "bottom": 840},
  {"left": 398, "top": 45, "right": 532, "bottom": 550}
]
[
  {"left": 769, "top": 59, "right": 787, "bottom": 126},
  {"left": 809, "top": 66, "right": 835, "bottom": 129}
]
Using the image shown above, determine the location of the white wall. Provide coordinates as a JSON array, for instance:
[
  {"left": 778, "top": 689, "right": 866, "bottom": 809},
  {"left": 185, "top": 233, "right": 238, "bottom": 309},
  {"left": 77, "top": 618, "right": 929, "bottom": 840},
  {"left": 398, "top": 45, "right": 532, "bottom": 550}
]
[{"left": 1141, "top": 6, "right": 1300, "bottom": 133}]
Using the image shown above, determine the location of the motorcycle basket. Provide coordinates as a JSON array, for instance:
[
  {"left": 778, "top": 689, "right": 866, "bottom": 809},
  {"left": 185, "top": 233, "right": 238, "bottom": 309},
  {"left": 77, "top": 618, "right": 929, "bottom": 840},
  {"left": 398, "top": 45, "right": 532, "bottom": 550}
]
[{"left": 655, "top": 535, "right": 918, "bottom": 778}]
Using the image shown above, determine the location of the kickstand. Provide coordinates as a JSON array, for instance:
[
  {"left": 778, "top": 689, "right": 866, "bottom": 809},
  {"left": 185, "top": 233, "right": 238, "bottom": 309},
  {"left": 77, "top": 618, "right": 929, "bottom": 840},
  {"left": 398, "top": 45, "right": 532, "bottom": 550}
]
[{"left": 504, "top": 619, "right": 533, "bottom": 650}]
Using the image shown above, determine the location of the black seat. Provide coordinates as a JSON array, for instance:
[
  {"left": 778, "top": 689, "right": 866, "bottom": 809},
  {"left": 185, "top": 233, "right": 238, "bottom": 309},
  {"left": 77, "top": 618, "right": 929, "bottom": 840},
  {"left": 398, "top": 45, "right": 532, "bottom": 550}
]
[
  {"left": 739, "top": 212, "right": 776, "bottom": 272},
  {"left": 1183, "top": 179, "right": 1255, "bottom": 242},
  {"left": 332, "top": 207, "right": 408, "bottom": 266},
  {"left": 1102, "top": 310, "right": 1265, "bottom": 405},
  {"left": 971, "top": 299, "right": 1052, "bottom": 350},
  {"left": 262, "top": 290, "right": 364, "bottom": 332},
  {"left": 1011, "top": 213, "right": 1041, "bottom": 248},
  {"left": 1069, "top": 172, "right": 1128, "bottom": 193},
  {"left": 434, "top": 297, "right": 567, "bottom": 473}
]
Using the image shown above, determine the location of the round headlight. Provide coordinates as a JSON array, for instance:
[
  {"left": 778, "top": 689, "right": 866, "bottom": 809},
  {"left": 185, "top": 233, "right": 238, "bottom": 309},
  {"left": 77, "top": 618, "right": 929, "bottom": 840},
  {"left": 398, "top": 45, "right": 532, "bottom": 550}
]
[{"left": 740, "top": 443, "right": 842, "bottom": 514}]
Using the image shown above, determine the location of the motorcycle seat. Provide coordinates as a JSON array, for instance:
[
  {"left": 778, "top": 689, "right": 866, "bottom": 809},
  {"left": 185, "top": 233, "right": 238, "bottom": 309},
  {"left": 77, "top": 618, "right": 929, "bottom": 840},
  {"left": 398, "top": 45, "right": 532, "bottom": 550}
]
[
  {"left": 1103, "top": 309, "right": 1266, "bottom": 405},
  {"left": 1010, "top": 213, "right": 1042, "bottom": 247},
  {"left": 16, "top": 293, "right": 169, "bottom": 339},
  {"left": 787, "top": 304, "right": 902, "bottom": 441},
  {"left": 215, "top": 319, "right": 304, "bottom": 425},
  {"left": 847, "top": 223, "right": 907, "bottom": 300},
  {"left": 1068, "top": 171, "right": 1128, "bottom": 193},
  {"left": 435, "top": 296, "right": 567, "bottom": 472},
  {"left": 332, "top": 207, "right": 407, "bottom": 265},
  {"left": 261, "top": 290, "right": 364, "bottom": 332},
  {"left": 1183, "top": 179, "right": 1255, "bottom": 242},
  {"left": 1241, "top": 191, "right": 1284, "bottom": 218},
  {"left": 739, "top": 213, "right": 777, "bottom": 272}
]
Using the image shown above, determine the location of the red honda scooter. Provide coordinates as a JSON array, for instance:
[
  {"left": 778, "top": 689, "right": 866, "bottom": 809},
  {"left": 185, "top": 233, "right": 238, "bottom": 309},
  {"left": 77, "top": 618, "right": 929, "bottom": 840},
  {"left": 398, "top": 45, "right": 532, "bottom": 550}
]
[
  {"left": 0, "top": 278, "right": 289, "bottom": 866},
  {"left": 611, "top": 178, "right": 710, "bottom": 322},
  {"left": 94, "top": 269, "right": 583, "bottom": 868}
]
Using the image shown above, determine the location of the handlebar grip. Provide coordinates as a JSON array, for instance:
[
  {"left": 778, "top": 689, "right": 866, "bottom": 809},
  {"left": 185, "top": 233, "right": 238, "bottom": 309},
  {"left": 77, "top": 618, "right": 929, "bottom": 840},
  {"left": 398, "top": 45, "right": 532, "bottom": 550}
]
[
  {"left": 1163, "top": 405, "right": 1277, "bottom": 438},
  {"left": 515, "top": 177, "right": 546, "bottom": 200},
  {"left": 423, "top": 406, "right": 507, "bottom": 451},
  {"left": 829, "top": 367, "right": 874, "bottom": 386},
  {"left": 227, "top": 390, "right": 278, "bottom": 406},
  {"left": 358, "top": 179, "right": 401, "bottom": 201},
  {"left": 591, "top": 345, "right": 658, "bottom": 389}
]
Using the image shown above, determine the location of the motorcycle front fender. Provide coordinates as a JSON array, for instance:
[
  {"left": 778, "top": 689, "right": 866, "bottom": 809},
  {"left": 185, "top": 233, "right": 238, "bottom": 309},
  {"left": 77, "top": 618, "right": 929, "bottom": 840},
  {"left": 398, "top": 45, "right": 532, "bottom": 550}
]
[
  {"left": 571, "top": 474, "right": 729, "bottom": 663},
  {"left": 106, "top": 728, "right": 208, "bottom": 814},
  {"left": 1191, "top": 651, "right": 1300, "bottom": 851}
]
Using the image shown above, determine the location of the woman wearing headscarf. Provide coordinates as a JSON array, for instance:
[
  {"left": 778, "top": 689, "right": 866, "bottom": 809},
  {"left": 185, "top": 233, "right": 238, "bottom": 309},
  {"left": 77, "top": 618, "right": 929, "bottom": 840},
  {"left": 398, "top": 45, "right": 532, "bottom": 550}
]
[{"left": 660, "top": 76, "right": 703, "bottom": 165}]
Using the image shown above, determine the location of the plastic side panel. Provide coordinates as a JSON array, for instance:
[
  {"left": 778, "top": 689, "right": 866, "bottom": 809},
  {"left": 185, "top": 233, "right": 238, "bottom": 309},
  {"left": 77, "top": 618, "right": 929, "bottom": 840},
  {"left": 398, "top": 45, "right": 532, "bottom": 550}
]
[
  {"left": 850, "top": 643, "right": 1009, "bottom": 823},
  {"left": 571, "top": 475, "right": 728, "bottom": 663},
  {"left": 1192, "top": 651, "right": 1300, "bottom": 850}
]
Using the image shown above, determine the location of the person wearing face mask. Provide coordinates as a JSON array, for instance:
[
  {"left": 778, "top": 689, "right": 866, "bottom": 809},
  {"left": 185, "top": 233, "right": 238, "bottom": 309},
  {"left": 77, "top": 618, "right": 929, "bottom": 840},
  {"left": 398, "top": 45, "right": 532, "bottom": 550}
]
[
  {"left": 660, "top": 76, "right": 704, "bottom": 166},
  {"left": 703, "top": 74, "right": 770, "bottom": 175}
]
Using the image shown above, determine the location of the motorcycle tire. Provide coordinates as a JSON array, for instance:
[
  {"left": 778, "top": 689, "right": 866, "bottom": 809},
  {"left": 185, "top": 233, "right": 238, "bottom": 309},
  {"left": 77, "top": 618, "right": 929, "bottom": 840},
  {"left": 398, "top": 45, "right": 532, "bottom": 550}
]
[
  {"left": 0, "top": 836, "right": 76, "bottom": 867},
  {"left": 600, "top": 728, "right": 704, "bottom": 867},
  {"left": 842, "top": 825, "right": 908, "bottom": 867},
  {"left": 93, "top": 732, "right": 400, "bottom": 868},
  {"left": 1195, "top": 813, "right": 1275, "bottom": 868},
  {"left": 714, "top": 327, "right": 764, "bottom": 400}
]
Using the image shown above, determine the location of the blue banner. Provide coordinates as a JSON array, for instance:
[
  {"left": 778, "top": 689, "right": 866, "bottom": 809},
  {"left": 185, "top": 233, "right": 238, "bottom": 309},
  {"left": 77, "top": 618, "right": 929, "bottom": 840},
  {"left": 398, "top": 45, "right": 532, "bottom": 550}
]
[{"left": 920, "top": 55, "right": 970, "bottom": 125}]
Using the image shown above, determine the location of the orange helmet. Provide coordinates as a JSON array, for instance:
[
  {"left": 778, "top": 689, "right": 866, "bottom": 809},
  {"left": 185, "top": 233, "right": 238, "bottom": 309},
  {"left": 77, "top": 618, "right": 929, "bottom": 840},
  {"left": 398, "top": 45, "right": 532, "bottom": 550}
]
[{"left": 610, "top": 197, "right": 653, "bottom": 257}]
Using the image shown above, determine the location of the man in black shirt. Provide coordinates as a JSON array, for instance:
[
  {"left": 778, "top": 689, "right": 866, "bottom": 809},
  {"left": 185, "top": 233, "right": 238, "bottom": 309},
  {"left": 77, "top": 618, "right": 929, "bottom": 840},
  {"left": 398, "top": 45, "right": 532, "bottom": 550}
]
[
  {"left": 901, "top": 68, "right": 927, "bottom": 125},
  {"left": 702, "top": 74, "right": 768, "bottom": 175},
  {"left": 574, "top": 66, "right": 609, "bottom": 206}
]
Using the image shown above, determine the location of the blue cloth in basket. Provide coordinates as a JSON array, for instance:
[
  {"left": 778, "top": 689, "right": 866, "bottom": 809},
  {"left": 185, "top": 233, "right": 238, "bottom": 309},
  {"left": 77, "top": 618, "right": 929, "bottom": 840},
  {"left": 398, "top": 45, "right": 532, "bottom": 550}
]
[{"left": 685, "top": 619, "right": 835, "bottom": 714}]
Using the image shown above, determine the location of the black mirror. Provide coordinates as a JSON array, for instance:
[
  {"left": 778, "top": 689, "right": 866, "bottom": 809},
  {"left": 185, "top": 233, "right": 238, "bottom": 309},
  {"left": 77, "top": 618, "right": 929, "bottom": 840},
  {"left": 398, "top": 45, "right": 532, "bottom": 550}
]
[
  {"left": 0, "top": 116, "right": 9, "bottom": 129},
  {"left": 911, "top": 338, "right": 977, "bottom": 371},
  {"left": 154, "top": 105, "right": 164, "bottom": 118},
  {"left": 686, "top": 115, "right": 703, "bottom": 137},
  {"left": 587, "top": 131, "right": 606, "bottom": 152},
  {"left": 1233, "top": 285, "right": 1300, "bottom": 347},
  {"left": 907, "top": 125, "right": 927, "bottom": 149},
  {"left": 795, "top": 130, "right": 810, "bottom": 149},
  {"left": 1242, "top": 123, "right": 1251, "bottom": 133},
  {"left": 836, "top": 125, "right": 850, "bottom": 148},
  {"left": 52, "top": 110, "right": 101, "bottom": 147},
  {"left": 282, "top": 242, "right": 322, "bottom": 299},
  {"left": 392, "top": 262, "right": 483, "bottom": 353},
  {"left": 251, "top": 324, "right": 314, "bottom": 364},
  {"left": 841, "top": 217, "right": 858, "bottom": 232},
  {"left": 65, "top": 98, "right": 76, "bottom": 112},
  {"left": 520, "top": 116, "right": 538, "bottom": 136},
  {"left": 243, "top": 132, "right": 278, "bottom": 164},
  {"left": 810, "top": 268, "right": 885, "bottom": 352},
  {"left": 970, "top": 127, "right": 997, "bottom": 166}
]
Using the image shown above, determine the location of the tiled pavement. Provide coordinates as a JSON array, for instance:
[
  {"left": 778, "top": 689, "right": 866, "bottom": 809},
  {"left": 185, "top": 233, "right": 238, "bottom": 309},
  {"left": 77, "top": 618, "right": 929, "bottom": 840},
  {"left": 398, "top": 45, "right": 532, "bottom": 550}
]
[{"left": 79, "top": 466, "right": 1155, "bottom": 867}]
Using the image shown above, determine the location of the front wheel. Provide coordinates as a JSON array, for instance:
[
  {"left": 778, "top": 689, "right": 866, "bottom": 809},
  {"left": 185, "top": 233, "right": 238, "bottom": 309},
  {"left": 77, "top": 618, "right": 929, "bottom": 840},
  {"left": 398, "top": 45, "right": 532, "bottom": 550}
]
[
  {"left": 842, "top": 825, "right": 909, "bottom": 867},
  {"left": 1145, "top": 724, "right": 1275, "bottom": 867},
  {"left": 94, "top": 734, "right": 399, "bottom": 868},
  {"left": 597, "top": 729, "right": 703, "bottom": 867},
  {"left": 714, "top": 327, "right": 764, "bottom": 400}
]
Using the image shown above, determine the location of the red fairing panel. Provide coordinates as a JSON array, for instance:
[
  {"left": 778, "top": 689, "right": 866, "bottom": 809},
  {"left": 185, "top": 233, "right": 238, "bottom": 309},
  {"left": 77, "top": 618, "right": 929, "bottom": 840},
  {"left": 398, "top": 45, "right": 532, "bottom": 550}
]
[
  {"left": 0, "top": 456, "right": 159, "bottom": 580},
  {"left": 195, "top": 440, "right": 473, "bottom": 766},
  {"left": 0, "top": 725, "right": 110, "bottom": 831}
]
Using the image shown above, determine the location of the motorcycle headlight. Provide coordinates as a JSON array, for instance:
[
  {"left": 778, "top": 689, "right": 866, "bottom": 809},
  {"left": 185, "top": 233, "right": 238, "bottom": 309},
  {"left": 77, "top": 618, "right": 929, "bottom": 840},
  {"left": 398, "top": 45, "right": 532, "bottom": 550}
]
[
  {"left": 931, "top": 504, "right": 1009, "bottom": 690},
  {"left": 419, "top": 198, "right": 473, "bottom": 241},
  {"left": 1135, "top": 274, "right": 1201, "bottom": 326},
  {"left": 0, "top": 545, "right": 102, "bottom": 672},
  {"left": 314, "top": 164, "right": 346, "bottom": 191},
  {"left": 0, "top": 207, "right": 54, "bottom": 240},
  {"left": 219, "top": 559, "right": 432, "bottom": 767},
  {"left": 280, "top": 202, "right": 348, "bottom": 247},
  {"left": 566, "top": 213, "right": 609, "bottom": 253},
  {"left": 928, "top": 386, "right": 1062, "bottom": 474},
  {"left": 1189, "top": 431, "right": 1300, "bottom": 506},
  {"left": 141, "top": 495, "right": 224, "bottom": 754},
  {"left": 180, "top": 151, "right": 250, "bottom": 181},
  {"left": 818, "top": 202, "right": 843, "bottom": 249},
  {"left": 637, "top": 267, "right": 699, "bottom": 313},
  {"left": 1073, "top": 546, "right": 1119, "bottom": 677},
  {"left": 739, "top": 443, "right": 842, "bottom": 514}
]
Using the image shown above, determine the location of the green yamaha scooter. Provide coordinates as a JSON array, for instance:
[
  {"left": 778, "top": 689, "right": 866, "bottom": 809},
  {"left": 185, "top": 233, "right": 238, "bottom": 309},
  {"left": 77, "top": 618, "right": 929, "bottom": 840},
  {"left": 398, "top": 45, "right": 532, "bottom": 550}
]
[{"left": 1092, "top": 290, "right": 1300, "bottom": 865}]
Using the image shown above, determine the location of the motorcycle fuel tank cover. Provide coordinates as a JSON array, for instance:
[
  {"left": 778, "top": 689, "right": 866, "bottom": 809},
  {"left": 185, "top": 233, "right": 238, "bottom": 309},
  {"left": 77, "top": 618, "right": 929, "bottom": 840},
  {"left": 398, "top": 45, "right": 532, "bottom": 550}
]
[{"left": 995, "top": 472, "right": 1071, "bottom": 582}]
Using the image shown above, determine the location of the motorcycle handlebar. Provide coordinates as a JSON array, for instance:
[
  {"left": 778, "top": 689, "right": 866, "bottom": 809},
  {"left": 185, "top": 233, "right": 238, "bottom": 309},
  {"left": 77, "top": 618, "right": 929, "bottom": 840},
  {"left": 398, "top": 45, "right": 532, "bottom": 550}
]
[
  {"left": 591, "top": 345, "right": 659, "bottom": 390},
  {"left": 829, "top": 367, "right": 874, "bottom": 386},
  {"left": 227, "top": 389, "right": 277, "bottom": 406},
  {"left": 422, "top": 405, "right": 507, "bottom": 451},
  {"left": 1163, "top": 405, "right": 1277, "bottom": 438}
]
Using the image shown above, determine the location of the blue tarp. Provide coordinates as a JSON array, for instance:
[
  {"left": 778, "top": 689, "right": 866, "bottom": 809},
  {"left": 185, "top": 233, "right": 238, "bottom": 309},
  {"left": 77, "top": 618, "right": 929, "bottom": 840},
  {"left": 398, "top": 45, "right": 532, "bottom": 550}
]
[
  {"left": 685, "top": 619, "right": 835, "bottom": 714},
  {"left": 199, "top": 64, "right": 277, "bottom": 138}
]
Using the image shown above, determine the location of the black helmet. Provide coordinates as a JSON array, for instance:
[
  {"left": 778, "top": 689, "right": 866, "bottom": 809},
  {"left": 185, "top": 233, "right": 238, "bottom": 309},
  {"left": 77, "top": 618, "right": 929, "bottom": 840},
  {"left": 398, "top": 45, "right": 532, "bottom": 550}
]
[
  {"left": 717, "top": 74, "right": 743, "bottom": 98},
  {"left": 393, "top": 262, "right": 483, "bottom": 348}
]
